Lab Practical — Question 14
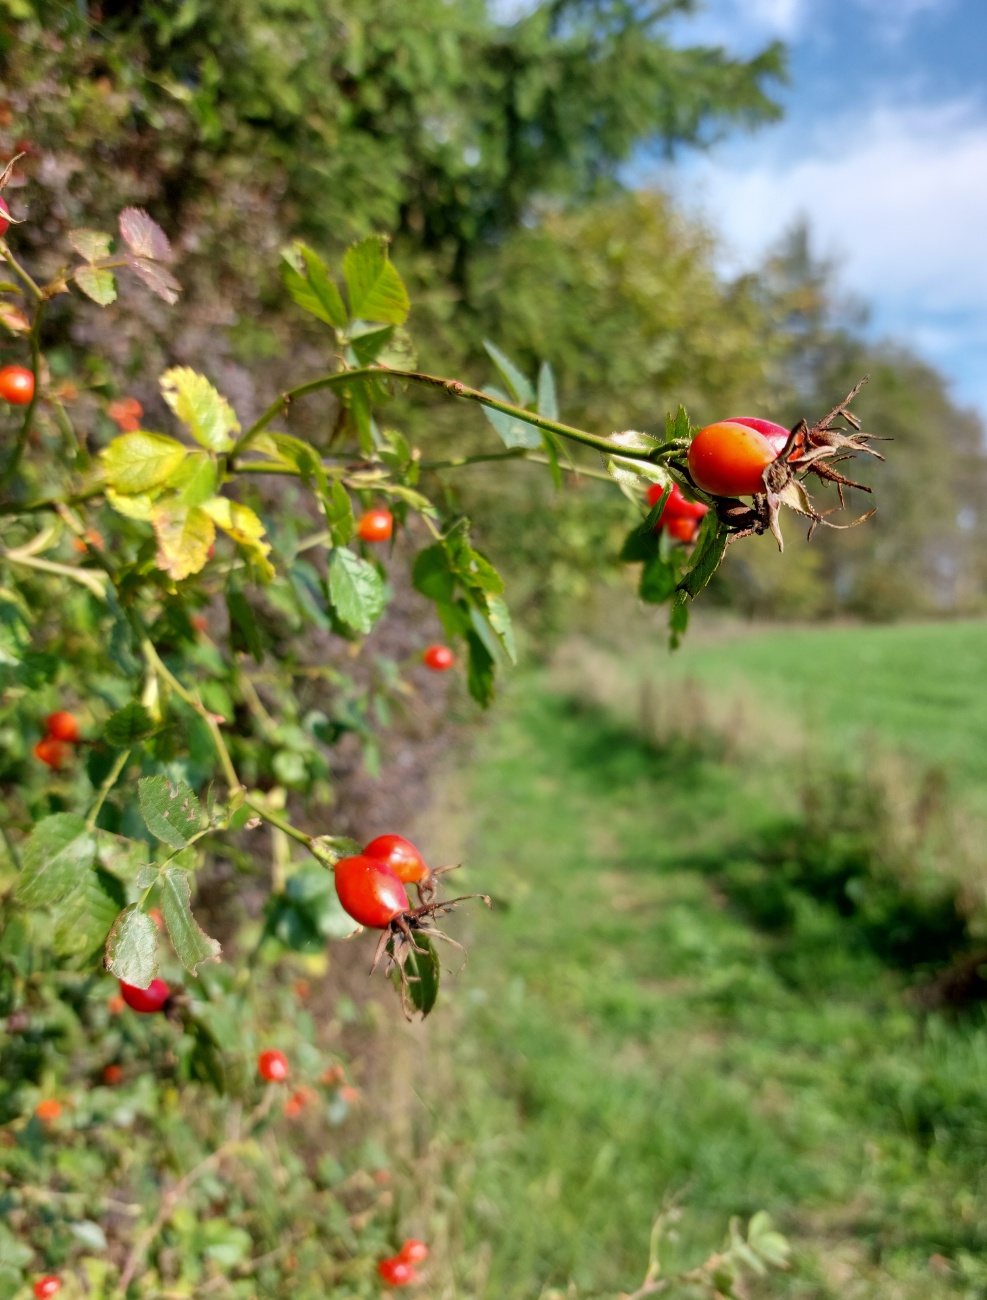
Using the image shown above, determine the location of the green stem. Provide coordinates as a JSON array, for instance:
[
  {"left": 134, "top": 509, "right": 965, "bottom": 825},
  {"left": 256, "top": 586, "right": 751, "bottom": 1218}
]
[
  {"left": 86, "top": 748, "right": 131, "bottom": 830},
  {"left": 232, "top": 366, "right": 672, "bottom": 464},
  {"left": 243, "top": 794, "right": 313, "bottom": 849},
  {"left": 0, "top": 482, "right": 104, "bottom": 517}
]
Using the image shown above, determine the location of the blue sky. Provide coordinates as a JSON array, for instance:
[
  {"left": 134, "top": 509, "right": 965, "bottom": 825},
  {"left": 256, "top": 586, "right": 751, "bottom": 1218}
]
[{"left": 655, "top": 0, "right": 987, "bottom": 421}]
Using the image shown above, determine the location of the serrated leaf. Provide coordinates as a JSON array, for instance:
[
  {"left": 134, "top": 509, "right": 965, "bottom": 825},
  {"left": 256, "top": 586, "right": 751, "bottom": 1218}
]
[
  {"left": 537, "top": 360, "right": 558, "bottom": 420},
  {"left": 603, "top": 430, "right": 665, "bottom": 489},
  {"left": 74, "top": 265, "right": 117, "bottom": 306},
  {"left": 103, "top": 702, "right": 156, "bottom": 747},
  {"left": 677, "top": 516, "right": 728, "bottom": 598},
  {"left": 480, "top": 385, "right": 541, "bottom": 449},
  {"left": 118, "top": 207, "right": 172, "bottom": 261},
  {"left": 161, "top": 867, "right": 221, "bottom": 974},
  {"left": 485, "top": 594, "right": 516, "bottom": 664},
  {"left": 342, "top": 235, "right": 409, "bottom": 324},
  {"left": 102, "top": 432, "right": 187, "bottom": 494},
  {"left": 465, "top": 629, "right": 495, "bottom": 707},
  {"left": 412, "top": 544, "right": 455, "bottom": 603},
  {"left": 170, "top": 451, "right": 219, "bottom": 506},
  {"left": 104, "top": 903, "right": 158, "bottom": 986},
  {"left": 281, "top": 242, "right": 347, "bottom": 328},
  {"left": 0, "top": 300, "right": 29, "bottom": 332},
  {"left": 160, "top": 367, "right": 239, "bottom": 452},
  {"left": 139, "top": 774, "right": 202, "bottom": 849},
  {"left": 69, "top": 228, "right": 112, "bottom": 262},
  {"left": 323, "top": 478, "right": 355, "bottom": 545},
  {"left": 226, "top": 590, "right": 264, "bottom": 663},
  {"left": 129, "top": 258, "right": 180, "bottom": 304},
  {"left": 51, "top": 868, "right": 123, "bottom": 962},
  {"left": 16, "top": 814, "right": 96, "bottom": 907},
  {"left": 348, "top": 321, "right": 394, "bottom": 367},
  {"left": 328, "top": 547, "right": 386, "bottom": 634},
  {"left": 96, "top": 831, "right": 150, "bottom": 883},
  {"left": 151, "top": 502, "right": 215, "bottom": 581},
  {"left": 665, "top": 405, "right": 692, "bottom": 442},
  {"left": 201, "top": 496, "right": 274, "bottom": 580},
  {"left": 483, "top": 340, "right": 535, "bottom": 407},
  {"left": 404, "top": 932, "right": 440, "bottom": 1017},
  {"left": 639, "top": 553, "right": 677, "bottom": 603}
]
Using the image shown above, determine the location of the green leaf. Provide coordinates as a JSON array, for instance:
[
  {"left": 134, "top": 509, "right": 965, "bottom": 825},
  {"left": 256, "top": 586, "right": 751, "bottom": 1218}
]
[
  {"left": 161, "top": 867, "right": 221, "bottom": 974},
  {"left": 485, "top": 594, "right": 517, "bottom": 664},
  {"left": 639, "top": 554, "right": 677, "bottom": 604},
  {"left": 620, "top": 523, "right": 660, "bottom": 563},
  {"left": 348, "top": 322, "right": 395, "bottom": 367},
  {"left": 537, "top": 360, "right": 559, "bottom": 420},
  {"left": 669, "top": 593, "right": 689, "bottom": 649},
  {"left": 666, "top": 404, "right": 692, "bottom": 443},
  {"left": 70, "top": 229, "right": 114, "bottom": 264},
  {"left": 95, "top": 831, "right": 150, "bottom": 883},
  {"left": 51, "top": 868, "right": 123, "bottom": 962},
  {"left": 74, "top": 265, "right": 117, "bottom": 305},
  {"left": 282, "top": 242, "right": 347, "bottom": 328},
  {"left": 104, "top": 903, "right": 158, "bottom": 986},
  {"left": 160, "top": 367, "right": 239, "bottom": 452},
  {"left": 226, "top": 590, "right": 265, "bottom": 663},
  {"left": 342, "top": 235, "right": 410, "bottom": 324},
  {"left": 404, "top": 932, "right": 440, "bottom": 1017},
  {"left": 170, "top": 451, "right": 219, "bottom": 506},
  {"left": 603, "top": 430, "right": 666, "bottom": 489},
  {"left": 677, "top": 516, "right": 728, "bottom": 598},
  {"left": 466, "top": 629, "right": 496, "bottom": 707},
  {"left": 151, "top": 502, "right": 215, "bottom": 581},
  {"left": 483, "top": 340, "right": 535, "bottom": 407},
  {"left": 103, "top": 702, "right": 156, "bottom": 747},
  {"left": 480, "top": 385, "right": 542, "bottom": 450},
  {"left": 323, "top": 478, "right": 355, "bottom": 545},
  {"left": 16, "top": 814, "right": 96, "bottom": 907},
  {"left": 139, "top": 775, "right": 202, "bottom": 849},
  {"left": 412, "top": 544, "right": 456, "bottom": 603},
  {"left": 102, "top": 432, "right": 187, "bottom": 494},
  {"left": 328, "top": 547, "right": 386, "bottom": 634}
]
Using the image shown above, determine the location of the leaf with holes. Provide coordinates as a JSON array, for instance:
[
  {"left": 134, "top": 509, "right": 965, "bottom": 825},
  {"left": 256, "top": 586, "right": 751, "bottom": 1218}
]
[
  {"left": 161, "top": 868, "right": 221, "bottom": 974},
  {"left": 139, "top": 775, "right": 202, "bottom": 850}
]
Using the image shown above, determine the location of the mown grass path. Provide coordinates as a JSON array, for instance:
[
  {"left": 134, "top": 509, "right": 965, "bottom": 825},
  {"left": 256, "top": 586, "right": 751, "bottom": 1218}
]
[{"left": 427, "top": 676, "right": 987, "bottom": 1299}]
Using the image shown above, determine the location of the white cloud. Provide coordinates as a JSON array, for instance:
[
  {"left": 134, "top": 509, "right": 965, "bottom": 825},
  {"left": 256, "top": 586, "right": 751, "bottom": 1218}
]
[{"left": 667, "top": 98, "right": 987, "bottom": 416}]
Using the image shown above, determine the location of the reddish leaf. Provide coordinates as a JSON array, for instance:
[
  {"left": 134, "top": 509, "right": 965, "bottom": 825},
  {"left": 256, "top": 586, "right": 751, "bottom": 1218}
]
[
  {"left": 119, "top": 207, "right": 172, "bottom": 262},
  {"left": 130, "top": 257, "right": 181, "bottom": 305}
]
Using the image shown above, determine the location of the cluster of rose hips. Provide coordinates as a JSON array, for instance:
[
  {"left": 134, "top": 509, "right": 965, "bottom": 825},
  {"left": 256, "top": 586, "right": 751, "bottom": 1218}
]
[
  {"left": 646, "top": 482, "right": 708, "bottom": 543},
  {"left": 33, "top": 710, "right": 82, "bottom": 770},
  {"left": 378, "top": 1239, "right": 428, "bottom": 1287},
  {"left": 333, "top": 834, "right": 488, "bottom": 1008}
]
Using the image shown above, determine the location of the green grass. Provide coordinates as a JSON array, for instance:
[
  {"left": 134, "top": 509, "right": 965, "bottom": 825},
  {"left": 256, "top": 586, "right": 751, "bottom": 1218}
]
[
  {"left": 425, "top": 662, "right": 987, "bottom": 1299},
  {"left": 663, "top": 618, "right": 987, "bottom": 795}
]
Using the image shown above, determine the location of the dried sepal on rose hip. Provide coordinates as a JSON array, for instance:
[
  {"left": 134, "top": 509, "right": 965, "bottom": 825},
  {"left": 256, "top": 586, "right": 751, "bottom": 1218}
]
[
  {"left": 684, "top": 379, "right": 882, "bottom": 552},
  {"left": 332, "top": 851, "right": 489, "bottom": 1018}
]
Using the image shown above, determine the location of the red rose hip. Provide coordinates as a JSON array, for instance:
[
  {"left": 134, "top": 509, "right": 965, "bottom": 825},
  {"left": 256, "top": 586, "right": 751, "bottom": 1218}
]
[
  {"left": 119, "top": 978, "right": 170, "bottom": 1014},
  {"left": 378, "top": 1257, "right": 417, "bottom": 1287},
  {"left": 34, "top": 738, "right": 71, "bottom": 770},
  {"left": 0, "top": 364, "right": 34, "bottom": 405},
  {"left": 357, "top": 508, "right": 394, "bottom": 543},
  {"left": 33, "top": 1279, "right": 62, "bottom": 1300},
  {"left": 46, "top": 711, "right": 80, "bottom": 743},
  {"left": 258, "top": 1049, "right": 289, "bottom": 1082},
  {"left": 422, "top": 644, "right": 454, "bottom": 671},
  {"left": 333, "top": 854, "right": 409, "bottom": 928},
  {"left": 363, "top": 834, "right": 429, "bottom": 885}
]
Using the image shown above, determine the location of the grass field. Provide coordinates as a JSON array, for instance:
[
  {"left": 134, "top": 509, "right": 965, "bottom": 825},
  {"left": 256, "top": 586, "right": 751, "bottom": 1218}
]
[{"left": 411, "top": 621, "right": 987, "bottom": 1299}]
